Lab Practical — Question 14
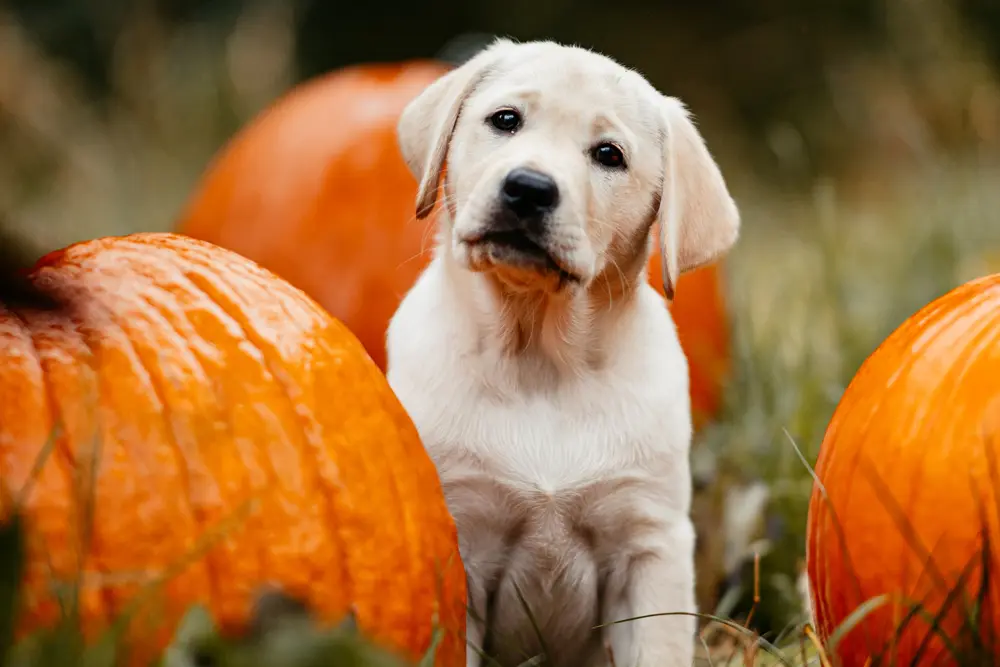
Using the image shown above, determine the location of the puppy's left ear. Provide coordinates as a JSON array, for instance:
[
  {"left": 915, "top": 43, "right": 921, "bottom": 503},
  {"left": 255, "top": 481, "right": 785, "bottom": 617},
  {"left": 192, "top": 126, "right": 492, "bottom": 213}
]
[
  {"left": 655, "top": 97, "right": 740, "bottom": 301},
  {"left": 398, "top": 38, "right": 515, "bottom": 219}
]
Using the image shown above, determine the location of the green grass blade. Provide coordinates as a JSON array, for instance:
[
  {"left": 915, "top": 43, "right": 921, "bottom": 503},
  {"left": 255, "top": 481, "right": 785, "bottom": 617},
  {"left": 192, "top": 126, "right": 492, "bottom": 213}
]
[{"left": 824, "top": 594, "right": 888, "bottom": 654}]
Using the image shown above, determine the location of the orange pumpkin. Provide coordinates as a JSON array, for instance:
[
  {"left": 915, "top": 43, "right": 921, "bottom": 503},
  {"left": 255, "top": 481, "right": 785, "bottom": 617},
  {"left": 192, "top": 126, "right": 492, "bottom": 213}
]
[
  {"left": 806, "top": 273, "right": 1000, "bottom": 666},
  {"left": 177, "top": 61, "right": 450, "bottom": 373},
  {"left": 0, "top": 232, "right": 466, "bottom": 666},
  {"left": 176, "top": 61, "right": 732, "bottom": 426}
]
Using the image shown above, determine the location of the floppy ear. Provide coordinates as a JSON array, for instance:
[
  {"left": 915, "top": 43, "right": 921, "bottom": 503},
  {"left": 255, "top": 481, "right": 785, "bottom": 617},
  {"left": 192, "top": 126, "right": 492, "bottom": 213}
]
[
  {"left": 397, "top": 38, "right": 514, "bottom": 219},
  {"left": 656, "top": 96, "right": 740, "bottom": 301}
]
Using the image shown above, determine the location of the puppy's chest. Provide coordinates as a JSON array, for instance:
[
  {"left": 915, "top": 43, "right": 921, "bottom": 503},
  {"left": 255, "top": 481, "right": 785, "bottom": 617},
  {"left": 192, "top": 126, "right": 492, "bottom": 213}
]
[
  {"left": 423, "top": 388, "right": 669, "bottom": 552},
  {"left": 437, "top": 395, "right": 644, "bottom": 490}
]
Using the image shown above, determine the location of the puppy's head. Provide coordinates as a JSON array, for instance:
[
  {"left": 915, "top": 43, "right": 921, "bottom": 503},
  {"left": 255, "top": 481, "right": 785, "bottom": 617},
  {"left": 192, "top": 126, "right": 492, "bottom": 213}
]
[{"left": 398, "top": 39, "right": 739, "bottom": 298}]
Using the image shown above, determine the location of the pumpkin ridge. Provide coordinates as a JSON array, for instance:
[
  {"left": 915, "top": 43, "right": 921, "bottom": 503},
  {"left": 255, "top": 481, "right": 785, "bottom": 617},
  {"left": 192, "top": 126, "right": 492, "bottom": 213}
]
[
  {"left": 92, "top": 292, "right": 225, "bottom": 621},
  {"left": 354, "top": 357, "right": 424, "bottom": 653},
  {"left": 272, "top": 271, "right": 432, "bottom": 651},
  {"left": 895, "top": 288, "right": 1000, "bottom": 560},
  {"left": 133, "top": 236, "right": 357, "bottom": 607},
  {"left": 809, "top": 358, "right": 890, "bottom": 647},
  {"left": 938, "top": 288, "right": 1000, "bottom": 382},
  {"left": 172, "top": 263, "right": 355, "bottom": 617},
  {"left": 371, "top": 363, "right": 453, "bottom": 651},
  {"left": 20, "top": 307, "right": 117, "bottom": 632},
  {"left": 810, "top": 287, "right": 971, "bottom": 583},
  {"left": 170, "top": 239, "right": 444, "bottom": 651},
  {"left": 892, "top": 291, "right": 994, "bottom": 447},
  {"left": 808, "top": 481, "right": 867, "bottom": 646},
  {"left": 110, "top": 237, "right": 339, "bottom": 621},
  {"left": 165, "top": 247, "right": 438, "bottom": 651},
  {"left": 183, "top": 247, "right": 432, "bottom": 643},
  {"left": 159, "top": 237, "right": 464, "bottom": 645},
  {"left": 130, "top": 287, "right": 274, "bottom": 592},
  {"left": 891, "top": 289, "right": 999, "bottom": 655},
  {"left": 31, "top": 268, "right": 216, "bottom": 639},
  {"left": 909, "top": 286, "right": 1000, "bottom": 579},
  {"left": 4, "top": 308, "right": 74, "bottom": 499},
  {"left": 368, "top": 348, "right": 467, "bottom": 657},
  {"left": 0, "top": 305, "right": 110, "bottom": 635}
]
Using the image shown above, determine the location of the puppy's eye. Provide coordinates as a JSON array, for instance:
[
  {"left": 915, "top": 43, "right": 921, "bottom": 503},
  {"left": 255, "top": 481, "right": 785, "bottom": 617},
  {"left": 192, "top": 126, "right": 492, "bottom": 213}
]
[
  {"left": 592, "top": 143, "right": 626, "bottom": 169},
  {"left": 490, "top": 109, "right": 522, "bottom": 133}
]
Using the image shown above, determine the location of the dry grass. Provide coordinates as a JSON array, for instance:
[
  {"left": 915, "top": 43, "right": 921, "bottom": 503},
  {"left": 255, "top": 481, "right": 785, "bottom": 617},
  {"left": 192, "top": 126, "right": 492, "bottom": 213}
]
[{"left": 1, "top": 2, "right": 1000, "bottom": 666}]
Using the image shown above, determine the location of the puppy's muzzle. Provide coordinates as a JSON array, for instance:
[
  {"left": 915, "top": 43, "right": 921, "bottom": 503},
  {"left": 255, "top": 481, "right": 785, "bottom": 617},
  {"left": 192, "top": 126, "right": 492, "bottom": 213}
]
[{"left": 472, "top": 167, "right": 577, "bottom": 282}]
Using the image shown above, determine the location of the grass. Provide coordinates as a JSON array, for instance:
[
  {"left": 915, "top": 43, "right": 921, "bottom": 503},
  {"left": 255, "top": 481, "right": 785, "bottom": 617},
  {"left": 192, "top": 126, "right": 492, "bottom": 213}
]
[
  {"left": 0, "top": 512, "right": 420, "bottom": 667},
  {"left": 2, "top": 2, "right": 1000, "bottom": 666}
]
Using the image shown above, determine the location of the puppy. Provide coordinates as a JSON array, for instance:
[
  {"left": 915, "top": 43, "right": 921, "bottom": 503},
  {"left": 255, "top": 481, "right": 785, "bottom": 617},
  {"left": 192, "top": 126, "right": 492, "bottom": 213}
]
[{"left": 386, "top": 39, "right": 740, "bottom": 667}]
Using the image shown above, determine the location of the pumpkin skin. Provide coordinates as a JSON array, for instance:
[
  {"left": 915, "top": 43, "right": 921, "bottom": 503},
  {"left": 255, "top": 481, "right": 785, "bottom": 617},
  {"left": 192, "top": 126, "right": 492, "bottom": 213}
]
[
  {"left": 0, "top": 232, "right": 466, "bottom": 666},
  {"left": 176, "top": 61, "right": 451, "bottom": 373},
  {"left": 806, "top": 273, "right": 1000, "bottom": 666},
  {"left": 176, "top": 62, "right": 733, "bottom": 427}
]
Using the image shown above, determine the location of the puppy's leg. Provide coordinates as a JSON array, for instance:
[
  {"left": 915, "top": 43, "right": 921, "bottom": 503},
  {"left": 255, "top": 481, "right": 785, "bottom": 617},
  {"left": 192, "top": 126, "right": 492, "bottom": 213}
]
[
  {"left": 601, "top": 585, "right": 633, "bottom": 667},
  {"left": 465, "top": 572, "right": 488, "bottom": 667},
  {"left": 609, "top": 519, "right": 697, "bottom": 667},
  {"left": 466, "top": 611, "right": 484, "bottom": 667}
]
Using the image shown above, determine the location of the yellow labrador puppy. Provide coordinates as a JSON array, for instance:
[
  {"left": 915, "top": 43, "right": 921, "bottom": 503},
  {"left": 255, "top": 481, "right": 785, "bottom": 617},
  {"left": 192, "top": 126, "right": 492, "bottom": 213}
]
[{"left": 387, "top": 38, "right": 740, "bottom": 667}]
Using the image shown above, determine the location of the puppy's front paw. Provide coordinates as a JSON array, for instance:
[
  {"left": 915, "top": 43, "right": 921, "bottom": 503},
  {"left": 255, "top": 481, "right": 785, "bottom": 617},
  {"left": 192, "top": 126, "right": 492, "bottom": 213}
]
[{"left": 616, "top": 520, "right": 698, "bottom": 667}]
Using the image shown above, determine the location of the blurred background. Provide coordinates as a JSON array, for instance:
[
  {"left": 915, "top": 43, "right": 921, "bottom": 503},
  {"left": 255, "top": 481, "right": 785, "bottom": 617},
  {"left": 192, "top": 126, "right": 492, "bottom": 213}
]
[{"left": 2, "top": 0, "right": 1000, "bottom": 654}]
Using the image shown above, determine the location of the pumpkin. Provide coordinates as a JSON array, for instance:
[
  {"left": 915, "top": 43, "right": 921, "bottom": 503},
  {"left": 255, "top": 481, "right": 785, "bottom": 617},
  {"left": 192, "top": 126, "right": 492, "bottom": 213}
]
[
  {"left": 176, "top": 61, "right": 733, "bottom": 427},
  {"left": 176, "top": 61, "right": 450, "bottom": 373},
  {"left": 806, "top": 273, "right": 1000, "bottom": 666},
  {"left": 0, "top": 232, "right": 466, "bottom": 666}
]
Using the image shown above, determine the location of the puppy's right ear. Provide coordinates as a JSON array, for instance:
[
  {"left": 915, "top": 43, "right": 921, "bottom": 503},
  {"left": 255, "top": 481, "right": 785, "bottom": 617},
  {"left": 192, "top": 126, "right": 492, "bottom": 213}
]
[
  {"left": 398, "top": 38, "right": 514, "bottom": 219},
  {"left": 655, "top": 97, "right": 740, "bottom": 301}
]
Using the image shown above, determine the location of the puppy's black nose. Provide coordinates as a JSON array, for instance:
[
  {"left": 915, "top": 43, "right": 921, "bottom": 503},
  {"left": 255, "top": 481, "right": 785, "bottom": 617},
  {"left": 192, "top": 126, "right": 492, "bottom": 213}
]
[{"left": 501, "top": 168, "right": 559, "bottom": 218}]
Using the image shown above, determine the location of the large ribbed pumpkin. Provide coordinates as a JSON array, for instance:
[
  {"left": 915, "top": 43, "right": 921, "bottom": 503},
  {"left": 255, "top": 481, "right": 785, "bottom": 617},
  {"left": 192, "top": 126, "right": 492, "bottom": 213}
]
[
  {"left": 176, "top": 62, "right": 733, "bottom": 427},
  {"left": 806, "top": 273, "right": 1000, "bottom": 666},
  {"left": 0, "top": 232, "right": 466, "bottom": 666}
]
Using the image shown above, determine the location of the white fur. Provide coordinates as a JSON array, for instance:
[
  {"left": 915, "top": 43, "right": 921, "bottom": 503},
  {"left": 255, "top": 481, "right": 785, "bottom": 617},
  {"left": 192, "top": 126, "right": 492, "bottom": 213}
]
[{"left": 387, "top": 39, "right": 740, "bottom": 667}]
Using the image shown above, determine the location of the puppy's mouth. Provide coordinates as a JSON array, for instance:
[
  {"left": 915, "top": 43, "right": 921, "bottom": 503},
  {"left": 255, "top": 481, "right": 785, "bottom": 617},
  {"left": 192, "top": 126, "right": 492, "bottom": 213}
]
[{"left": 474, "top": 230, "right": 580, "bottom": 285}]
